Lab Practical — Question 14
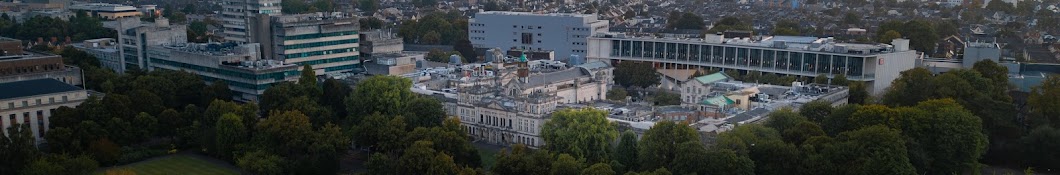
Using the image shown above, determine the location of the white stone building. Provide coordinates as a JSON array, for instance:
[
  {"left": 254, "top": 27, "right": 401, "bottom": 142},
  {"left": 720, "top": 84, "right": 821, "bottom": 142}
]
[{"left": 0, "top": 79, "right": 88, "bottom": 144}]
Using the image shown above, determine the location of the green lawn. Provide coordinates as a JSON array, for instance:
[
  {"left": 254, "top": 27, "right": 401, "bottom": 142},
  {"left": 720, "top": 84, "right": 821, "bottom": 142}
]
[{"left": 100, "top": 154, "right": 239, "bottom": 175}]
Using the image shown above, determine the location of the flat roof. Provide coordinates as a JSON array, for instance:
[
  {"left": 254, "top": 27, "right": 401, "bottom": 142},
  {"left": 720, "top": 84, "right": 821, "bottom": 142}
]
[
  {"left": 0, "top": 79, "right": 82, "bottom": 100},
  {"left": 476, "top": 11, "right": 595, "bottom": 18}
]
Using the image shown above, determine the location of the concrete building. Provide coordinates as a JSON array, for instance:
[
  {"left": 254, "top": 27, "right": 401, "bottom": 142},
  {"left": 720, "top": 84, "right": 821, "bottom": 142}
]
[
  {"left": 364, "top": 52, "right": 423, "bottom": 76},
  {"left": 587, "top": 33, "right": 919, "bottom": 95},
  {"left": 359, "top": 30, "right": 404, "bottom": 58},
  {"left": 0, "top": 37, "right": 82, "bottom": 86},
  {"left": 112, "top": 17, "right": 187, "bottom": 73},
  {"left": 146, "top": 43, "right": 300, "bottom": 102},
  {"left": 68, "top": 2, "right": 140, "bottom": 19},
  {"left": 72, "top": 38, "right": 121, "bottom": 72},
  {"left": 0, "top": 78, "right": 88, "bottom": 144},
  {"left": 469, "top": 11, "right": 609, "bottom": 62},
  {"left": 221, "top": 0, "right": 282, "bottom": 43},
  {"left": 259, "top": 13, "right": 360, "bottom": 76},
  {"left": 411, "top": 60, "right": 614, "bottom": 147}
]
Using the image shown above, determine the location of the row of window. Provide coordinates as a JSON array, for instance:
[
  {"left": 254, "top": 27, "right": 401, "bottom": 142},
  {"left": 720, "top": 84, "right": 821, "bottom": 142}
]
[
  {"left": 296, "top": 56, "right": 359, "bottom": 67},
  {"left": 572, "top": 42, "right": 586, "bottom": 45},
  {"left": 470, "top": 30, "right": 485, "bottom": 34},
  {"left": 610, "top": 40, "right": 868, "bottom": 76},
  {"left": 283, "top": 31, "right": 358, "bottom": 40},
  {"left": 284, "top": 48, "right": 357, "bottom": 59},
  {"left": 2, "top": 110, "right": 48, "bottom": 138},
  {"left": 5, "top": 96, "right": 70, "bottom": 110},
  {"left": 470, "top": 23, "right": 485, "bottom": 27},
  {"left": 514, "top": 25, "right": 543, "bottom": 29},
  {"left": 282, "top": 39, "right": 358, "bottom": 50},
  {"left": 150, "top": 58, "right": 298, "bottom": 81}
]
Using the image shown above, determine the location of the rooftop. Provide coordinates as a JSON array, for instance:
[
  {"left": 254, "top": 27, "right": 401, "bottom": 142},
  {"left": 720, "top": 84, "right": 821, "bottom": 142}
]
[
  {"left": 695, "top": 72, "right": 731, "bottom": 84},
  {"left": 0, "top": 79, "right": 82, "bottom": 100},
  {"left": 476, "top": 11, "right": 596, "bottom": 18},
  {"left": 594, "top": 33, "right": 909, "bottom": 55}
]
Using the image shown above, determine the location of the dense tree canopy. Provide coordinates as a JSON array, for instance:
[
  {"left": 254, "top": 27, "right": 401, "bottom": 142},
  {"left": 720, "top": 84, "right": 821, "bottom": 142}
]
[
  {"left": 542, "top": 109, "right": 619, "bottom": 164},
  {"left": 613, "top": 61, "right": 660, "bottom": 88},
  {"left": 666, "top": 11, "right": 706, "bottom": 30},
  {"left": 638, "top": 121, "right": 699, "bottom": 171}
]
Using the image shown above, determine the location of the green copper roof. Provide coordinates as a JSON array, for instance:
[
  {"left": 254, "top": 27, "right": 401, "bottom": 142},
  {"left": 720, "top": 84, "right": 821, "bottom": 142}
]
[
  {"left": 520, "top": 54, "right": 528, "bottom": 62},
  {"left": 701, "top": 95, "right": 735, "bottom": 106},
  {"left": 694, "top": 72, "right": 731, "bottom": 84}
]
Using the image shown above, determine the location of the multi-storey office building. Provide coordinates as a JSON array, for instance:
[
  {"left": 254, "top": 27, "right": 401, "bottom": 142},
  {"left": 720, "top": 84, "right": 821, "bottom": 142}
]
[
  {"left": 586, "top": 34, "right": 919, "bottom": 95},
  {"left": 221, "top": 0, "right": 281, "bottom": 43},
  {"left": 469, "top": 11, "right": 609, "bottom": 62},
  {"left": 68, "top": 2, "right": 140, "bottom": 19},
  {"left": 73, "top": 38, "right": 121, "bottom": 72},
  {"left": 257, "top": 13, "right": 360, "bottom": 75},
  {"left": 0, "top": 78, "right": 88, "bottom": 144},
  {"left": 146, "top": 43, "right": 300, "bottom": 102},
  {"left": 113, "top": 17, "right": 186, "bottom": 73}
]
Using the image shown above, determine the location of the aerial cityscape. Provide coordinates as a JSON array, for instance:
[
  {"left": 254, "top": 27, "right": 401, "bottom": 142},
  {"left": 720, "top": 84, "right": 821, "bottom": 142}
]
[{"left": 0, "top": 0, "right": 1058, "bottom": 174}]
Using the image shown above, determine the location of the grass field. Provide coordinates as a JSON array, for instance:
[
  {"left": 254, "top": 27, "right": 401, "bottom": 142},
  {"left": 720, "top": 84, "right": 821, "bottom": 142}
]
[{"left": 100, "top": 154, "right": 239, "bottom": 175}]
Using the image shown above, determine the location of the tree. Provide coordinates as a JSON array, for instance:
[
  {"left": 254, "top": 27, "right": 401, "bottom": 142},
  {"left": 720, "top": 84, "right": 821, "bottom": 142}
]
[
  {"left": 985, "top": 0, "right": 1016, "bottom": 13},
  {"left": 814, "top": 74, "right": 829, "bottom": 84},
  {"left": 613, "top": 131, "right": 639, "bottom": 172},
  {"left": 312, "top": 0, "right": 335, "bottom": 12},
  {"left": 606, "top": 88, "right": 628, "bottom": 101},
  {"left": 772, "top": 20, "right": 801, "bottom": 35},
  {"left": 707, "top": 17, "right": 751, "bottom": 33},
  {"left": 346, "top": 76, "right": 416, "bottom": 120},
  {"left": 782, "top": 121, "right": 826, "bottom": 145},
  {"left": 203, "top": 80, "right": 233, "bottom": 103},
  {"left": 764, "top": 108, "right": 807, "bottom": 134},
  {"left": 214, "top": 113, "right": 247, "bottom": 160},
  {"left": 878, "top": 30, "right": 902, "bottom": 44},
  {"left": 832, "top": 74, "right": 849, "bottom": 86},
  {"left": 1020, "top": 126, "right": 1060, "bottom": 170},
  {"left": 492, "top": 145, "right": 552, "bottom": 175},
  {"left": 256, "top": 111, "right": 314, "bottom": 154},
  {"left": 0, "top": 124, "right": 40, "bottom": 175},
  {"left": 299, "top": 64, "right": 321, "bottom": 97},
  {"left": 403, "top": 119, "right": 481, "bottom": 167},
  {"left": 843, "top": 12, "right": 861, "bottom": 25},
  {"left": 321, "top": 78, "right": 351, "bottom": 119},
  {"left": 613, "top": 61, "right": 660, "bottom": 88},
  {"left": 88, "top": 138, "right": 120, "bottom": 165},
  {"left": 652, "top": 91, "right": 681, "bottom": 106},
  {"left": 670, "top": 142, "right": 708, "bottom": 175},
  {"left": 1027, "top": 76, "right": 1060, "bottom": 127},
  {"left": 237, "top": 150, "right": 285, "bottom": 175},
  {"left": 403, "top": 97, "right": 447, "bottom": 129},
  {"left": 399, "top": 141, "right": 460, "bottom": 175},
  {"left": 848, "top": 82, "right": 869, "bottom": 104},
  {"left": 454, "top": 39, "right": 478, "bottom": 63},
  {"left": 904, "top": 99, "right": 988, "bottom": 174},
  {"left": 702, "top": 149, "right": 754, "bottom": 175},
  {"left": 900, "top": 20, "right": 939, "bottom": 53},
  {"left": 542, "top": 108, "right": 619, "bottom": 164},
  {"left": 799, "top": 101, "right": 833, "bottom": 123},
  {"left": 551, "top": 154, "right": 584, "bottom": 175},
  {"left": 882, "top": 68, "right": 935, "bottom": 106},
  {"left": 825, "top": 125, "right": 916, "bottom": 175},
  {"left": 638, "top": 121, "right": 699, "bottom": 171},
  {"left": 157, "top": 109, "right": 183, "bottom": 137},
  {"left": 282, "top": 0, "right": 313, "bottom": 14},
  {"left": 359, "top": 0, "right": 380, "bottom": 13},
  {"left": 353, "top": 113, "right": 407, "bottom": 151},
  {"left": 422, "top": 31, "right": 442, "bottom": 44},
  {"left": 132, "top": 112, "right": 158, "bottom": 140},
  {"left": 581, "top": 163, "right": 617, "bottom": 175},
  {"left": 665, "top": 11, "right": 705, "bottom": 30}
]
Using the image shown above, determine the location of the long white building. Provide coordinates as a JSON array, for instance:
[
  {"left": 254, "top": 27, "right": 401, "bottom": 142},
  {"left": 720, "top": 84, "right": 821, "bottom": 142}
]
[
  {"left": 587, "top": 33, "right": 920, "bottom": 95},
  {"left": 469, "top": 11, "right": 609, "bottom": 62}
]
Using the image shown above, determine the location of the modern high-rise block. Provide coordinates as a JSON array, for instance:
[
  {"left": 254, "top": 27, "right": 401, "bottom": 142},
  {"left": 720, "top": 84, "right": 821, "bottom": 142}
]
[
  {"left": 469, "top": 11, "right": 609, "bottom": 62},
  {"left": 112, "top": 17, "right": 186, "bottom": 73},
  {"left": 258, "top": 13, "right": 360, "bottom": 76},
  {"left": 146, "top": 43, "right": 300, "bottom": 102},
  {"left": 221, "top": 0, "right": 282, "bottom": 43}
]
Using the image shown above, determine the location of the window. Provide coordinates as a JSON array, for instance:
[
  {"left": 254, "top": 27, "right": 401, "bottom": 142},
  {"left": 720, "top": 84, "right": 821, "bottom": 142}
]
[
  {"left": 22, "top": 101, "right": 27, "bottom": 107},
  {"left": 23, "top": 112, "right": 30, "bottom": 124},
  {"left": 7, "top": 102, "right": 12, "bottom": 109},
  {"left": 49, "top": 97, "right": 54, "bottom": 103},
  {"left": 521, "top": 33, "right": 534, "bottom": 44},
  {"left": 35, "top": 99, "right": 41, "bottom": 105},
  {"left": 62, "top": 96, "right": 68, "bottom": 102}
]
